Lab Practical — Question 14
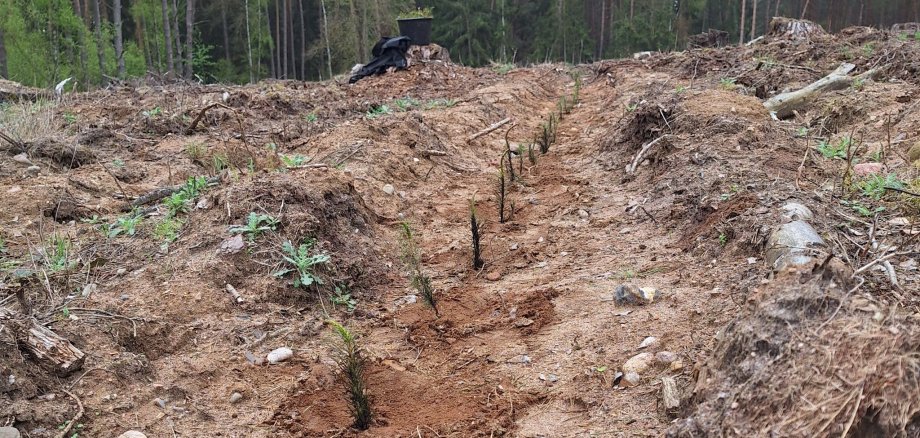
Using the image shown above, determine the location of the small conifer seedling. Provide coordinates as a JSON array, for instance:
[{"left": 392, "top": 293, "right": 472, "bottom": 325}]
[
  {"left": 470, "top": 198, "right": 484, "bottom": 270},
  {"left": 328, "top": 320, "right": 372, "bottom": 430}
]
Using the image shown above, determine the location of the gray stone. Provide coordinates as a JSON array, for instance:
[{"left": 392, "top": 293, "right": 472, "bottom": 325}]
[
  {"left": 655, "top": 351, "right": 678, "bottom": 365},
  {"left": 382, "top": 184, "right": 395, "bottom": 195},
  {"left": 780, "top": 202, "right": 813, "bottom": 221},
  {"left": 614, "top": 284, "right": 656, "bottom": 305},
  {"left": 117, "top": 431, "right": 148, "bottom": 438},
  {"left": 267, "top": 347, "right": 293, "bottom": 364},
  {"left": 25, "top": 166, "right": 40, "bottom": 176},
  {"left": 12, "top": 153, "right": 32, "bottom": 165},
  {"left": 765, "top": 220, "right": 825, "bottom": 271},
  {"left": 638, "top": 336, "right": 657, "bottom": 349},
  {"left": 0, "top": 426, "right": 21, "bottom": 438},
  {"left": 621, "top": 372, "right": 641, "bottom": 387},
  {"left": 229, "top": 392, "right": 243, "bottom": 404},
  {"left": 219, "top": 235, "right": 246, "bottom": 254}
]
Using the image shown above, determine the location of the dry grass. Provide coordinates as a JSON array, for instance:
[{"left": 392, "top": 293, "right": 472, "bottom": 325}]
[{"left": 0, "top": 99, "right": 60, "bottom": 144}]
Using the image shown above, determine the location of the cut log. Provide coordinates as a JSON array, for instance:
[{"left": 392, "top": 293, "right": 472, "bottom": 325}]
[
  {"left": 0, "top": 308, "right": 85, "bottom": 375},
  {"left": 768, "top": 17, "right": 826, "bottom": 40},
  {"left": 890, "top": 23, "right": 920, "bottom": 34},
  {"left": 661, "top": 376, "right": 681, "bottom": 415},
  {"left": 763, "top": 63, "right": 878, "bottom": 119}
]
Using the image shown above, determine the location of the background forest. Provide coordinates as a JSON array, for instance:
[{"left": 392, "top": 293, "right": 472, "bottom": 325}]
[{"left": 0, "top": 0, "right": 918, "bottom": 89}]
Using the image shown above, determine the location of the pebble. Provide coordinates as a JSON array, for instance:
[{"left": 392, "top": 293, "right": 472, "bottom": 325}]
[
  {"left": 153, "top": 397, "right": 167, "bottom": 409},
  {"left": 117, "top": 431, "right": 148, "bottom": 438},
  {"left": 622, "top": 352, "right": 654, "bottom": 374},
  {"left": 538, "top": 373, "right": 559, "bottom": 383},
  {"left": 12, "top": 153, "right": 32, "bottom": 165},
  {"left": 578, "top": 209, "right": 589, "bottom": 218},
  {"left": 510, "top": 243, "right": 519, "bottom": 250},
  {"left": 620, "top": 372, "right": 641, "bottom": 387},
  {"left": 220, "top": 235, "right": 246, "bottom": 254},
  {"left": 514, "top": 317, "right": 534, "bottom": 327},
  {"left": 267, "top": 347, "right": 294, "bottom": 364},
  {"left": 0, "top": 427, "right": 21, "bottom": 438},
  {"left": 81, "top": 283, "right": 97, "bottom": 297},
  {"left": 655, "top": 351, "right": 678, "bottom": 364},
  {"left": 853, "top": 162, "right": 885, "bottom": 176},
  {"left": 638, "top": 337, "right": 657, "bottom": 349},
  {"left": 229, "top": 392, "right": 243, "bottom": 404},
  {"left": 382, "top": 184, "right": 395, "bottom": 195},
  {"left": 670, "top": 360, "right": 684, "bottom": 371},
  {"left": 25, "top": 166, "right": 40, "bottom": 176},
  {"left": 195, "top": 197, "right": 213, "bottom": 210},
  {"left": 116, "top": 268, "right": 127, "bottom": 276},
  {"left": 486, "top": 271, "right": 502, "bottom": 281}
]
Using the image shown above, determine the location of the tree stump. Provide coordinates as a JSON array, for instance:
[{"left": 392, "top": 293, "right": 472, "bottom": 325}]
[
  {"left": 688, "top": 29, "right": 730, "bottom": 48},
  {"left": 406, "top": 44, "right": 451, "bottom": 64},
  {"left": 768, "top": 17, "right": 826, "bottom": 40}
]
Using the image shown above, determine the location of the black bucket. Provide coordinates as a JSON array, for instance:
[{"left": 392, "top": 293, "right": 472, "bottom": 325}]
[{"left": 397, "top": 17, "right": 433, "bottom": 46}]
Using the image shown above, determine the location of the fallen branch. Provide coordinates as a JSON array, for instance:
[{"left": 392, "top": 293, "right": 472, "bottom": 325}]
[
  {"left": 125, "top": 175, "right": 220, "bottom": 211},
  {"left": 54, "top": 389, "right": 84, "bottom": 438},
  {"left": 467, "top": 117, "right": 511, "bottom": 142},
  {"left": 764, "top": 63, "right": 878, "bottom": 119},
  {"left": 626, "top": 135, "right": 669, "bottom": 174},
  {"left": 186, "top": 103, "right": 232, "bottom": 134},
  {"left": 0, "top": 129, "right": 24, "bottom": 151},
  {"left": 226, "top": 284, "right": 245, "bottom": 304},
  {"left": 884, "top": 186, "right": 920, "bottom": 197}
]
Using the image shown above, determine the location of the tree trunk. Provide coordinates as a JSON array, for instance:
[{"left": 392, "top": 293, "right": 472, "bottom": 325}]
[
  {"left": 287, "top": 0, "right": 295, "bottom": 78},
  {"left": 161, "top": 0, "right": 175, "bottom": 74},
  {"left": 114, "top": 0, "right": 125, "bottom": 77},
  {"left": 739, "top": 0, "right": 747, "bottom": 44},
  {"left": 246, "top": 0, "right": 254, "bottom": 82},
  {"left": 281, "top": 0, "right": 288, "bottom": 79},
  {"left": 72, "top": 0, "right": 90, "bottom": 86},
  {"left": 172, "top": 0, "right": 183, "bottom": 74},
  {"left": 800, "top": 0, "right": 810, "bottom": 19},
  {"left": 321, "top": 0, "right": 332, "bottom": 79},
  {"left": 185, "top": 0, "right": 194, "bottom": 79},
  {"left": 274, "top": 0, "right": 281, "bottom": 78},
  {"left": 349, "top": 0, "right": 360, "bottom": 63},
  {"left": 93, "top": 0, "right": 106, "bottom": 83},
  {"left": 750, "top": 0, "right": 757, "bottom": 40},
  {"left": 0, "top": 27, "right": 6, "bottom": 79},
  {"left": 221, "top": 0, "right": 230, "bottom": 62},
  {"left": 297, "top": 0, "right": 306, "bottom": 80}
]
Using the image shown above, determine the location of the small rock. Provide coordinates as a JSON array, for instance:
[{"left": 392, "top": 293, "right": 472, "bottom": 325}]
[
  {"left": 382, "top": 184, "right": 395, "bottom": 195},
  {"left": 510, "top": 243, "right": 519, "bottom": 250},
  {"left": 623, "top": 352, "right": 655, "bottom": 374},
  {"left": 117, "top": 431, "right": 148, "bottom": 438},
  {"left": 578, "top": 209, "right": 589, "bottom": 218},
  {"left": 12, "top": 153, "right": 32, "bottom": 165},
  {"left": 116, "top": 268, "right": 127, "bottom": 276},
  {"left": 538, "top": 373, "right": 559, "bottom": 383},
  {"left": 670, "top": 360, "right": 684, "bottom": 371},
  {"left": 853, "top": 162, "right": 884, "bottom": 177},
  {"left": 0, "top": 427, "right": 21, "bottom": 438},
  {"left": 638, "top": 337, "right": 657, "bottom": 349},
  {"left": 267, "top": 347, "right": 294, "bottom": 364},
  {"left": 81, "top": 283, "right": 97, "bottom": 297},
  {"left": 780, "top": 202, "right": 813, "bottom": 221},
  {"left": 908, "top": 141, "right": 920, "bottom": 163},
  {"left": 514, "top": 317, "right": 534, "bottom": 328},
  {"left": 119, "top": 294, "right": 130, "bottom": 301},
  {"left": 614, "top": 284, "right": 656, "bottom": 305},
  {"left": 195, "top": 197, "right": 213, "bottom": 210},
  {"left": 153, "top": 397, "right": 167, "bottom": 409},
  {"left": 220, "top": 235, "right": 246, "bottom": 254},
  {"left": 620, "top": 372, "right": 641, "bottom": 387},
  {"left": 655, "top": 351, "right": 678, "bottom": 364},
  {"left": 889, "top": 217, "right": 912, "bottom": 226},
  {"left": 25, "top": 166, "right": 40, "bottom": 176},
  {"left": 537, "top": 236, "right": 545, "bottom": 243},
  {"left": 486, "top": 271, "right": 502, "bottom": 281},
  {"left": 229, "top": 392, "right": 243, "bottom": 404}
]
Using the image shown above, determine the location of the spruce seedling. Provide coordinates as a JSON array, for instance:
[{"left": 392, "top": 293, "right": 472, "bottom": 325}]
[
  {"left": 327, "top": 320, "right": 372, "bottom": 430},
  {"left": 497, "top": 166, "right": 507, "bottom": 224},
  {"left": 398, "top": 223, "right": 438, "bottom": 316},
  {"left": 470, "top": 199, "right": 484, "bottom": 270}
]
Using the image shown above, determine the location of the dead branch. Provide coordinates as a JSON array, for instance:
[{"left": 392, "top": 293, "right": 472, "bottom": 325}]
[
  {"left": 125, "top": 175, "right": 221, "bottom": 211},
  {"left": 627, "top": 135, "right": 669, "bottom": 174},
  {"left": 467, "top": 117, "right": 512, "bottom": 142},
  {"left": 884, "top": 186, "right": 920, "bottom": 197},
  {"left": 764, "top": 63, "right": 878, "bottom": 119},
  {"left": 54, "top": 389, "right": 84, "bottom": 438},
  {"left": 185, "top": 103, "right": 232, "bottom": 134},
  {"left": 226, "top": 284, "right": 245, "bottom": 304},
  {"left": 0, "top": 129, "right": 24, "bottom": 151}
]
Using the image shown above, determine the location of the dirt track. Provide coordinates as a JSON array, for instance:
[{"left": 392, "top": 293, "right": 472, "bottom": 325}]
[{"left": 2, "top": 23, "right": 920, "bottom": 437}]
